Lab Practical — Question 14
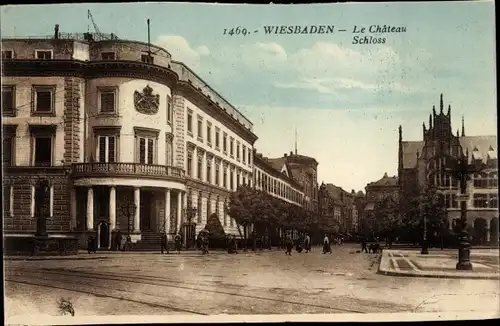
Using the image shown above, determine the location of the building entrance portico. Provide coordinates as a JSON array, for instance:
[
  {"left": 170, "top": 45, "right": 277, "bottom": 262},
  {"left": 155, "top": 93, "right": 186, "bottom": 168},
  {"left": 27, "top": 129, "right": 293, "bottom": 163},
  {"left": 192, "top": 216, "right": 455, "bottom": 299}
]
[{"left": 72, "top": 179, "right": 187, "bottom": 249}]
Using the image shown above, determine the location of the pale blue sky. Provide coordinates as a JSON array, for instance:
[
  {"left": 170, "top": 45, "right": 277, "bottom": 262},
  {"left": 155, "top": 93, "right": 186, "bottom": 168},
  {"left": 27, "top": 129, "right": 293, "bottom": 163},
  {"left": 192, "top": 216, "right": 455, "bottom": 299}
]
[{"left": 1, "top": 2, "right": 497, "bottom": 192}]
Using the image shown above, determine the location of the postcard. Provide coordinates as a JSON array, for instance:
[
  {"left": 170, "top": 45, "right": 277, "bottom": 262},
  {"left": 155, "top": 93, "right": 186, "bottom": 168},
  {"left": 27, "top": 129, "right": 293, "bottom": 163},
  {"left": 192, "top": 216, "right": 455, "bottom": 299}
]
[{"left": 1, "top": 1, "right": 498, "bottom": 324}]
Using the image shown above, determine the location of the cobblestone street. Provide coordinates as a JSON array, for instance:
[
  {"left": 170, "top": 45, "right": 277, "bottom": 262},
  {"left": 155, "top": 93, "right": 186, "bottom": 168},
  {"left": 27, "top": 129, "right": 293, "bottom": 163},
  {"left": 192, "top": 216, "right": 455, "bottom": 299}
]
[{"left": 5, "top": 244, "right": 499, "bottom": 321}]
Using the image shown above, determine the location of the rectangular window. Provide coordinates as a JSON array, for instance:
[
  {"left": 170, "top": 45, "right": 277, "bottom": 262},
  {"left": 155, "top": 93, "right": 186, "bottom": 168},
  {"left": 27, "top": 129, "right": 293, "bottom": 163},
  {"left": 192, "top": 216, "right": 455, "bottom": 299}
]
[
  {"left": 33, "top": 136, "right": 53, "bottom": 166},
  {"left": 101, "top": 52, "right": 115, "bottom": 60},
  {"left": 2, "top": 86, "right": 15, "bottom": 116},
  {"left": 2, "top": 135, "right": 14, "bottom": 166},
  {"left": 223, "top": 133, "right": 228, "bottom": 153},
  {"left": 141, "top": 54, "right": 154, "bottom": 64},
  {"left": 236, "top": 142, "right": 240, "bottom": 160},
  {"left": 236, "top": 173, "right": 240, "bottom": 188},
  {"left": 230, "top": 170, "right": 234, "bottom": 190},
  {"left": 197, "top": 118, "right": 203, "bottom": 141},
  {"left": 36, "top": 50, "right": 52, "bottom": 59},
  {"left": 187, "top": 152, "right": 193, "bottom": 177},
  {"left": 167, "top": 95, "right": 173, "bottom": 124},
  {"left": 223, "top": 167, "right": 227, "bottom": 188},
  {"left": 165, "top": 136, "right": 173, "bottom": 166},
  {"left": 473, "top": 194, "right": 488, "bottom": 208},
  {"left": 215, "top": 163, "right": 220, "bottom": 186},
  {"left": 230, "top": 138, "right": 234, "bottom": 157},
  {"left": 215, "top": 128, "right": 220, "bottom": 150},
  {"left": 3, "top": 185, "right": 13, "bottom": 217},
  {"left": 137, "top": 136, "right": 155, "bottom": 164},
  {"left": 207, "top": 123, "right": 212, "bottom": 146},
  {"left": 197, "top": 155, "right": 202, "bottom": 180},
  {"left": 99, "top": 88, "right": 116, "bottom": 114},
  {"left": 97, "top": 135, "right": 116, "bottom": 163},
  {"left": 242, "top": 147, "right": 246, "bottom": 163},
  {"left": 2, "top": 50, "right": 13, "bottom": 59},
  {"left": 490, "top": 193, "right": 498, "bottom": 208},
  {"left": 248, "top": 150, "right": 252, "bottom": 166},
  {"left": 33, "top": 86, "right": 55, "bottom": 114},
  {"left": 187, "top": 112, "right": 193, "bottom": 133},
  {"left": 242, "top": 176, "right": 246, "bottom": 185},
  {"left": 206, "top": 158, "right": 212, "bottom": 184},
  {"left": 488, "top": 172, "right": 498, "bottom": 188}
]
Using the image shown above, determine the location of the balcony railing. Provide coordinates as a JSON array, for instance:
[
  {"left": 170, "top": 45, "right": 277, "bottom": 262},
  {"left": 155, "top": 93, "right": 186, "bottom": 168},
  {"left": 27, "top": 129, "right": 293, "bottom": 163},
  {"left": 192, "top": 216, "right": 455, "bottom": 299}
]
[{"left": 72, "top": 162, "right": 185, "bottom": 179}]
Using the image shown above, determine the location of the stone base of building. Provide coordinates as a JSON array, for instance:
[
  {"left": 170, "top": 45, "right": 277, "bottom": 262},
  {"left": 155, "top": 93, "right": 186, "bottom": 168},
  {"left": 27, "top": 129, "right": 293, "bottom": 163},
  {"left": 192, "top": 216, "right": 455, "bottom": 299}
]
[{"left": 3, "top": 233, "right": 79, "bottom": 256}]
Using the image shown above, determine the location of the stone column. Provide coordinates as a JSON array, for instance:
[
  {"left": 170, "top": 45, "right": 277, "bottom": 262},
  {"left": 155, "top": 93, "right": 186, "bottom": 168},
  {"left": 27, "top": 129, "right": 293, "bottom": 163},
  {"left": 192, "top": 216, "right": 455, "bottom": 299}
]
[
  {"left": 176, "top": 191, "right": 183, "bottom": 232},
  {"left": 201, "top": 151, "right": 207, "bottom": 182},
  {"left": 193, "top": 150, "right": 199, "bottom": 180},
  {"left": 165, "top": 189, "right": 171, "bottom": 234},
  {"left": 109, "top": 186, "right": 116, "bottom": 231},
  {"left": 219, "top": 163, "right": 224, "bottom": 187},
  {"left": 486, "top": 219, "right": 491, "bottom": 243},
  {"left": 49, "top": 185, "right": 54, "bottom": 218},
  {"left": 70, "top": 187, "right": 77, "bottom": 230},
  {"left": 86, "top": 187, "right": 94, "bottom": 231},
  {"left": 133, "top": 187, "right": 141, "bottom": 232}
]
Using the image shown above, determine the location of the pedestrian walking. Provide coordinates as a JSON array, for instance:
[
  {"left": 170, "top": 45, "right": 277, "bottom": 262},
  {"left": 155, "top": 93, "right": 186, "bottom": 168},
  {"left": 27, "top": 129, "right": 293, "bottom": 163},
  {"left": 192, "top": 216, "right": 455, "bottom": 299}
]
[
  {"left": 123, "top": 235, "right": 132, "bottom": 251},
  {"left": 160, "top": 232, "right": 168, "bottom": 254},
  {"left": 323, "top": 234, "right": 332, "bottom": 254},
  {"left": 295, "top": 235, "right": 303, "bottom": 253},
  {"left": 174, "top": 233, "right": 182, "bottom": 254},
  {"left": 304, "top": 233, "right": 311, "bottom": 253},
  {"left": 86, "top": 236, "right": 94, "bottom": 254},
  {"left": 115, "top": 231, "right": 123, "bottom": 251},
  {"left": 361, "top": 238, "right": 368, "bottom": 253},
  {"left": 228, "top": 235, "right": 238, "bottom": 254},
  {"left": 285, "top": 235, "right": 293, "bottom": 255}
]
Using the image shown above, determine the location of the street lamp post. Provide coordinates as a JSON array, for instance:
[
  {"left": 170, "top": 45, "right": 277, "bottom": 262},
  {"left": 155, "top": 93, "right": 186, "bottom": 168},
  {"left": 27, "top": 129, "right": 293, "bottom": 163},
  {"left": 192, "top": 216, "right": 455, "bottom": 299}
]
[
  {"left": 121, "top": 202, "right": 137, "bottom": 251},
  {"left": 443, "top": 153, "right": 486, "bottom": 271},
  {"left": 183, "top": 200, "right": 197, "bottom": 249}
]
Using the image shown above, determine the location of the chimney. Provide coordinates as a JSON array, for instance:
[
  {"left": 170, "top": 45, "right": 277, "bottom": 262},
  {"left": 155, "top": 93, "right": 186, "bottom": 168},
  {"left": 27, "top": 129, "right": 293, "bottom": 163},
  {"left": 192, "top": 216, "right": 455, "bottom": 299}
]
[
  {"left": 284, "top": 153, "right": 287, "bottom": 157},
  {"left": 54, "top": 24, "right": 60, "bottom": 39}
]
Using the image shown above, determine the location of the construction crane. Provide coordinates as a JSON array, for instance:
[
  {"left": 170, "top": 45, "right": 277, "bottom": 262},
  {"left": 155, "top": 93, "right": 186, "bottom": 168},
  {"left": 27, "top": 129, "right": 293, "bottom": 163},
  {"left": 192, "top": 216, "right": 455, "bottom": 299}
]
[{"left": 86, "top": 9, "right": 117, "bottom": 42}]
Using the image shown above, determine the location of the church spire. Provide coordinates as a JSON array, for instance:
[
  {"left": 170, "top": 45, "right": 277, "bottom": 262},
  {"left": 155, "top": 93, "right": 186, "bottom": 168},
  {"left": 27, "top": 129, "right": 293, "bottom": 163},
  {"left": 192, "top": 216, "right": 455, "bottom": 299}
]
[
  {"left": 461, "top": 116, "right": 465, "bottom": 137},
  {"left": 440, "top": 93, "right": 444, "bottom": 113},
  {"left": 447, "top": 104, "right": 451, "bottom": 116},
  {"left": 429, "top": 114, "right": 432, "bottom": 129},
  {"left": 432, "top": 105, "right": 436, "bottom": 116},
  {"left": 456, "top": 129, "right": 459, "bottom": 137}
]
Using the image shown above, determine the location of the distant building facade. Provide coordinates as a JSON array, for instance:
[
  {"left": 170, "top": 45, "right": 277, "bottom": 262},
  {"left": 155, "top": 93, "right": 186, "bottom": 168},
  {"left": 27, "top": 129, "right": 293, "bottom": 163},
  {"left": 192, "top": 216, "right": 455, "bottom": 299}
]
[
  {"left": 398, "top": 94, "right": 498, "bottom": 244},
  {"left": 318, "top": 183, "right": 363, "bottom": 236},
  {"left": 2, "top": 29, "right": 257, "bottom": 249},
  {"left": 267, "top": 151, "right": 319, "bottom": 213},
  {"left": 364, "top": 172, "right": 399, "bottom": 213}
]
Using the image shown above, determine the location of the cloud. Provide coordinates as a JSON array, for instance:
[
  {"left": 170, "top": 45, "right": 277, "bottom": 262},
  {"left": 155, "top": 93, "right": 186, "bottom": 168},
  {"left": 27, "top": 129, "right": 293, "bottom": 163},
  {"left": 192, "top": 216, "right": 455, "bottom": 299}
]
[{"left": 155, "top": 35, "right": 210, "bottom": 69}]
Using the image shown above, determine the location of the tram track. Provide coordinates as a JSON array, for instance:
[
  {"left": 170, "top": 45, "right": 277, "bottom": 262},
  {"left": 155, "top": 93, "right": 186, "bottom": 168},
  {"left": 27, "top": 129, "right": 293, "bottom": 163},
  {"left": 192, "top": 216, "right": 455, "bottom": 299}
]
[{"left": 6, "top": 268, "right": 369, "bottom": 314}]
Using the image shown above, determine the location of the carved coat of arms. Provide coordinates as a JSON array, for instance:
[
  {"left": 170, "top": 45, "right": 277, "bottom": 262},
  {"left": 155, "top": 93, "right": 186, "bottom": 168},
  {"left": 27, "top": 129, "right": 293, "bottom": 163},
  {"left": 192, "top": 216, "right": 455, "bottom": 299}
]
[{"left": 134, "top": 85, "right": 160, "bottom": 115}]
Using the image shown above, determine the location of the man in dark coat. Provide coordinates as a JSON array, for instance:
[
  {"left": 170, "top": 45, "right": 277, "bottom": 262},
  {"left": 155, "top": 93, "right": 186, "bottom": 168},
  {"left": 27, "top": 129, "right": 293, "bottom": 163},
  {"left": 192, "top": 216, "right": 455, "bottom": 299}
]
[
  {"left": 160, "top": 232, "right": 168, "bottom": 254},
  {"left": 115, "top": 231, "right": 123, "bottom": 251},
  {"left": 285, "top": 235, "right": 293, "bottom": 255},
  {"left": 174, "top": 233, "right": 182, "bottom": 254}
]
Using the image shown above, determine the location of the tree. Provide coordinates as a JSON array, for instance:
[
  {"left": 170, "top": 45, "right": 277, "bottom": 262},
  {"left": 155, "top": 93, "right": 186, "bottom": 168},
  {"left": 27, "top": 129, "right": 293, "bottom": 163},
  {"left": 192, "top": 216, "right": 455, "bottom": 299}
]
[
  {"left": 402, "top": 184, "right": 448, "bottom": 245},
  {"left": 372, "top": 196, "right": 402, "bottom": 242},
  {"left": 204, "top": 213, "right": 226, "bottom": 248}
]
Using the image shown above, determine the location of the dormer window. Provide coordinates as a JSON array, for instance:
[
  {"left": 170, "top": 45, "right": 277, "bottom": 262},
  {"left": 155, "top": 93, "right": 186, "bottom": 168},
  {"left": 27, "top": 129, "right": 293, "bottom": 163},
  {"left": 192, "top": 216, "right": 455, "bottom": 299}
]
[
  {"left": 2, "top": 50, "right": 13, "bottom": 59},
  {"left": 36, "top": 50, "right": 53, "bottom": 60},
  {"left": 141, "top": 54, "right": 154, "bottom": 64},
  {"left": 101, "top": 52, "right": 115, "bottom": 60}
]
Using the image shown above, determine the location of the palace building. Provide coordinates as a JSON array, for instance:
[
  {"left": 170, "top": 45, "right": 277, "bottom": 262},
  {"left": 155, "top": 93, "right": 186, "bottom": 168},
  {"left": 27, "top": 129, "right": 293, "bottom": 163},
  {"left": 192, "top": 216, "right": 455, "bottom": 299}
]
[
  {"left": 398, "top": 94, "right": 498, "bottom": 244},
  {"left": 2, "top": 27, "right": 257, "bottom": 249}
]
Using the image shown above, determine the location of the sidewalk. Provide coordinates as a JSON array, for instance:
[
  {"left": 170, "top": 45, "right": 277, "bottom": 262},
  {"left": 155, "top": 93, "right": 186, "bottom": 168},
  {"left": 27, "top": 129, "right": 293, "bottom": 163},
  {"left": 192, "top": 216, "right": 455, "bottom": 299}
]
[
  {"left": 378, "top": 249, "right": 500, "bottom": 280},
  {"left": 3, "top": 247, "right": 285, "bottom": 261}
]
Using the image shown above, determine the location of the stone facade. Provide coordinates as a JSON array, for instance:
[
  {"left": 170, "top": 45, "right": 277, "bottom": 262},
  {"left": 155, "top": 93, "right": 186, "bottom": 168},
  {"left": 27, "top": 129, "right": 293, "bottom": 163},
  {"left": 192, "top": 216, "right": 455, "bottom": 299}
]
[{"left": 2, "top": 34, "right": 257, "bottom": 249}]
